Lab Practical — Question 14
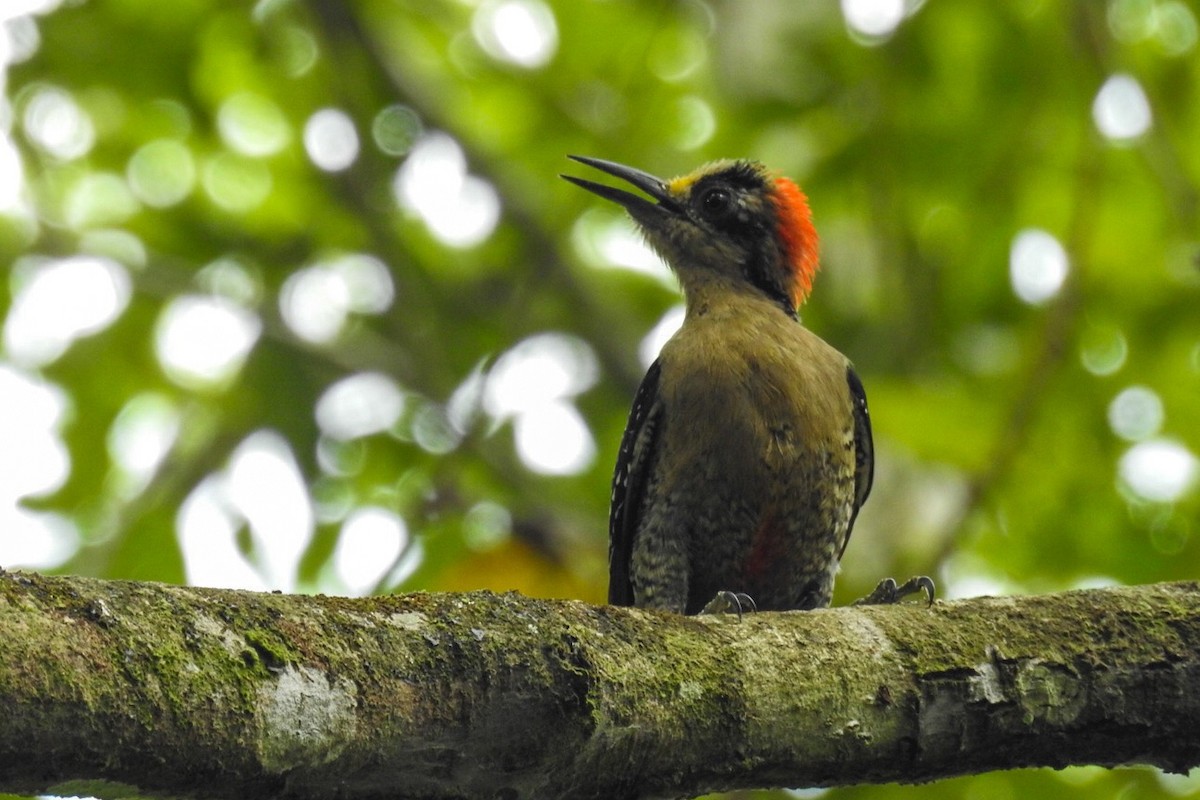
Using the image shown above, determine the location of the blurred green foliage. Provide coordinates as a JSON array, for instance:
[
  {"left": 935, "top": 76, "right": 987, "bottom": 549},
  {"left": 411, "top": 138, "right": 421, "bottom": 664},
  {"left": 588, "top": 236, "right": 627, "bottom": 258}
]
[{"left": 2, "top": 0, "right": 1199, "bottom": 797}]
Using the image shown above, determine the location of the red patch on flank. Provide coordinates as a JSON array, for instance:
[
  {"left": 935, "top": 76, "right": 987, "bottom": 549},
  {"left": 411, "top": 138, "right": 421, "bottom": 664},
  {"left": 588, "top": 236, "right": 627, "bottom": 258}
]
[
  {"left": 743, "top": 507, "right": 786, "bottom": 583},
  {"left": 772, "top": 177, "right": 819, "bottom": 309}
]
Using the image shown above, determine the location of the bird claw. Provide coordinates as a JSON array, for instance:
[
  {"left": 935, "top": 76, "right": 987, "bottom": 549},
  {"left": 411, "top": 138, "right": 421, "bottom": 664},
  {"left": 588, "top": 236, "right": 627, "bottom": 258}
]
[
  {"left": 700, "top": 590, "right": 757, "bottom": 619},
  {"left": 852, "top": 576, "right": 936, "bottom": 607}
]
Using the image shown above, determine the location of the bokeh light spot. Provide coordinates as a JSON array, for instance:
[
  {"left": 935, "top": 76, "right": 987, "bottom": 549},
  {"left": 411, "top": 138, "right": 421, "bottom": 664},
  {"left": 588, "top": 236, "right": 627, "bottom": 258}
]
[
  {"left": 1, "top": 0, "right": 65, "bottom": 18},
  {"left": 202, "top": 152, "right": 272, "bottom": 212},
  {"left": 22, "top": 84, "right": 94, "bottom": 159},
  {"left": 1, "top": 14, "right": 41, "bottom": 65},
  {"left": 280, "top": 265, "right": 348, "bottom": 344},
  {"left": 316, "top": 372, "right": 405, "bottom": 441},
  {"left": 514, "top": 399, "right": 595, "bottom": 475},
  {"left": 393, "top": 132, "right": 500, "bottom": 248},
  {"left": 1108, "top": 0, "right": 1198, "bottom": 55},
  {"left": 178, "top": 431, "right": 313, "bottom": 591},
  {"left": 570, "top": 208, "right": 671, "bottom": 281},
  {"left": 0, "top": 132, "right": 27, "bottom": 211},
  {"left": 1147, "top": 512, "right": 1190, "bottom": 556},
  {"left": 1093, "top": 73, "right": 1153, "bottom": 142},
  {"left": 647, "top": 27, "right": 707, "bottom": 83},
  {"left": 66, "top": 172, "right": 140, "bottom": 229},
  {"left": 639, "top": 305, "right": 685, "bottom": 369},
  {"left": 279, "top": 24, "right": 319, "bottom": 77},
  {"left": 1080, "top": 325, "right": 1128, "bottom": 376},
  {"left": 279, "top": 254, "right": 393, "bottom": 344},
  {"left": 0, "top": 506, "right": 78, "bottom": 570},
  {"left": 1108, "top": 0, "right": 1156, "bottom": 41},
  {"left": 80, "top": 229, "right": 147, "bottom": 269},
  {"left": 107, "top": 393, "right": 181, "bottom": 493},
  {"left": 842, "top": 0, "right": 905, "bottom": 41},
  {"left": 1119, "top": 439, "right": 1198, "bottom": 503},
  {"left": 155, "top": 295, "right": 261, "bottom": 390},
  {"left": 217, "top": 91, "right": 290, "bottom": 157},
  {"left": 226, "top": 431, "right": 314, "bottom": 590},
  {"left": 411, "top": 401, "right": 460, "bottom": 454},
  {"left": 472, "top": 0, "right": 558, "bottom": 68},
  {"left": 303, "top": 108, "right": 359, "bottom": 172},
  {"left": 331, "top": 253, "right": 395, "bottom": 314},
  {"left": 938, "top": 552, "right": 1013, "bottom": 601},
  {"left": 333, "top": 506, "right": 407, "bottom": 596},
  {"left": 196, "top": 257, "right": 262, "bottom": 306},
  {"left": 672, "top": 95, "right": 716, "bottom": 150},
  {"left": 464, "top": 500, "right": 512, "bottom": 551},
  {"left": 1108, "top": 385, "right": 1164, "bottom": 442},
  {"left": 1153, "top": 1, "right": 1198, "bottom": 55},
  {"left": 5, "top": 254, "right": 131, "bottom": 366},
  {"left": 484, "top": 332, "right": 598, "bottom": 418},
  {"left": 480, "top": 333, "right": 599, "bottom": 475},
  {"left": 372, "top": 104, "right": 422, "bottom": 157},
  {"left": 127, "top": 139, "right": 196, "bottom": 207},
  {"left": 0, "top": 379, "right": 72, "bottom": 568},
  {"left": 178, "top": 477, "right": 256, "bottom": 589},
  {"left": 1009, "top": 228, "right": 1068, "bottom": 305},
  {"left": 0, "top": 364, "right": 70, "bottom": 502}
]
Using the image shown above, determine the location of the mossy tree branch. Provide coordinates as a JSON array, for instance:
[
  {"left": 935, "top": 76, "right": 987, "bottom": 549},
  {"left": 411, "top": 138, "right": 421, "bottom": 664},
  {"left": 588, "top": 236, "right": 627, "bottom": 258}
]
[{"left": 1, "top": 569, "right": 1199, "bottom": 799}]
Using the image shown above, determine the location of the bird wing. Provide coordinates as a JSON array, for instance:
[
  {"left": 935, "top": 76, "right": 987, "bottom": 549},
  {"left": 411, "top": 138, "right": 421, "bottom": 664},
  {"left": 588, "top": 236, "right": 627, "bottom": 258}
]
[
  {"left": 840, "top": 365, "right": 875, "bottom": 559},
  {"left": 608, "top": 359, "right": 664, "bottom": 606}
]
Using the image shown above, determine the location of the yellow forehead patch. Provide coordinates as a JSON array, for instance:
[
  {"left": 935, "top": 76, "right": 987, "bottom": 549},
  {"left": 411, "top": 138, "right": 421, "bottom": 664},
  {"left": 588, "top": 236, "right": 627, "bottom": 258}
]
[
  {"left": 667, "top": 174, "right": 699, "bottom": 195},
  {"left": 666, "top": 159, "right": 742, "bottom": 198}
]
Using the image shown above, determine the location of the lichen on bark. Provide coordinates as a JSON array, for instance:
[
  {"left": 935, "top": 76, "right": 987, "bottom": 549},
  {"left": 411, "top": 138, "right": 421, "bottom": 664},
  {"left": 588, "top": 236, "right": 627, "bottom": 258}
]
[{"left": 2, "top": 569, "right": 1200, "bottom": 799}]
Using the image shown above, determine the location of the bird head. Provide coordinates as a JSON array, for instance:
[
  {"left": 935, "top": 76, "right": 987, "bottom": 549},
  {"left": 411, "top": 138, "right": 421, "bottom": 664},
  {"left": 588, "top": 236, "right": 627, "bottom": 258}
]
[{"left": 563, "top": 155, "right": 819, "bottom": 314}]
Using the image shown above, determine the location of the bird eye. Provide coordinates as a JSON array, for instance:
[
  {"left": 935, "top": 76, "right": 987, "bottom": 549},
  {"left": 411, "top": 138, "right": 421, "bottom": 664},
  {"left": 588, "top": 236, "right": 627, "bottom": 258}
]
[{"left": 698, "top": 187, "right": 733, "bottom": 220}]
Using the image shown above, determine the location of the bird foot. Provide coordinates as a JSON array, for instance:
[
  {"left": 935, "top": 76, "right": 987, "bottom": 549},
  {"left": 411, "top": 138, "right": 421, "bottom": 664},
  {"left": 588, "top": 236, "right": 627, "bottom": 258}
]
[
  {"left": 700, "top": 590, "right": 757, "bottom": 619},
  {"left": 852, "top": 576, "right": 936, "bottom": 607}
]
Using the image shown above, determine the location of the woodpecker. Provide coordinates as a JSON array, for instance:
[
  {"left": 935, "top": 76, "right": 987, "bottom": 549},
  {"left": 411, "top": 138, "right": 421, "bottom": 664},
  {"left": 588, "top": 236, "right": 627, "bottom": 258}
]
[{"left": 564, "top": 155, "right": 933, "bottom": 614}]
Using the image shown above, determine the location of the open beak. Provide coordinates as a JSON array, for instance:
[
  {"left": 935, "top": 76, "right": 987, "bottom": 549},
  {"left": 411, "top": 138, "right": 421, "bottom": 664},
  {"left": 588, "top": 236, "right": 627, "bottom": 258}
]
[{"left": 561, "top": 155, "right": 681, "bottom": 223}]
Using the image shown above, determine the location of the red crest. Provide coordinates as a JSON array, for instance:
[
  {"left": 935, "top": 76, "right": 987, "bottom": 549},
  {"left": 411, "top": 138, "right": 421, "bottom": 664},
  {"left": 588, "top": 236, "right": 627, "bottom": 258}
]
[{"left": 771, "top": 177, "right": 819, "bottom": 308}]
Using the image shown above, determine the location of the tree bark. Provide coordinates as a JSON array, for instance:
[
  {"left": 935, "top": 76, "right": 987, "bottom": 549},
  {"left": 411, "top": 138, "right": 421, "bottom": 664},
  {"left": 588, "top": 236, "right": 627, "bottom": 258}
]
[{"left": 1, "top": 568, "right": 1198, "bottom": 800}]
